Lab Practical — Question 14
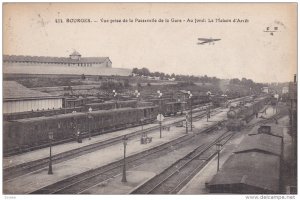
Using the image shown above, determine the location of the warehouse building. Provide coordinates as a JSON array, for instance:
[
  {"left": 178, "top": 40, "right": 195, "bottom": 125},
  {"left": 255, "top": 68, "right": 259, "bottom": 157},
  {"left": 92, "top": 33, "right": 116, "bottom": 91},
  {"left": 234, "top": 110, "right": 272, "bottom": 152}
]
[{"left": 3, "top": 81, "right": 63, "bottom": 114}]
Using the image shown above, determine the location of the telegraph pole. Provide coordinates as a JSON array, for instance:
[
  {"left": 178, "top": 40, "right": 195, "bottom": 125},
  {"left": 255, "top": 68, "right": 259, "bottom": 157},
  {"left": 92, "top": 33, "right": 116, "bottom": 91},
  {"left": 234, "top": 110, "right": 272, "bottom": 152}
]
[
  {"left": 186, "top": 113, "right": 188, "bottom": 134},
  {"left": 216, "top": 143, "right": 222, "bottom": 172},
  {"left": 190, "top": 98, "right": 193, "bottom": 131},
  {"left": 157, "top": 90, "right": 163, "bottom": 138},
  {"left": 121, "top": 136, "right": 128, "bottom": 183},
  {"left": 48, "top": 132, "right": 54, "bottom": 175},
  {"left": 88, "top": 107, "right": 92, "bottom": 140},
  {"left": 188, "top": 91, "right": 193, "bottom": 131}
]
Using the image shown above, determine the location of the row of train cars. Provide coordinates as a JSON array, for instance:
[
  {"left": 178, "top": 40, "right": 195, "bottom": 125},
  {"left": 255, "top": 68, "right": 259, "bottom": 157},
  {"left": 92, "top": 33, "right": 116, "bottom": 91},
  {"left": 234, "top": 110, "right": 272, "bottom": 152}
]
[
  {"left": 225, "top": 95, "right": 271, "bottom": 131},
  {"left": 3, "top": 94, "right": 270, "bottom": 156},
  {"left": 3, "top": 95, "right": 210, "bottom": 155},
  {"left": 3, "top": 95, "right": 212, "bottom": 121}
]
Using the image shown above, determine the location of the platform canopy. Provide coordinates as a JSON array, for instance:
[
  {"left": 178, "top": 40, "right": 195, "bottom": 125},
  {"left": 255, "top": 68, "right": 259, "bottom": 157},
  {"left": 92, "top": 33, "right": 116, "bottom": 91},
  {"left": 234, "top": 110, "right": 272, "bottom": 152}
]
[
  {"left": 3, "top": 81, "right": 56, "bottom": 100},
  {"left": 209, "top": 151, "right": 280, "bottom": 194},
  {"left": 234, "top": 134, "right": 282, "bottom": 156}
]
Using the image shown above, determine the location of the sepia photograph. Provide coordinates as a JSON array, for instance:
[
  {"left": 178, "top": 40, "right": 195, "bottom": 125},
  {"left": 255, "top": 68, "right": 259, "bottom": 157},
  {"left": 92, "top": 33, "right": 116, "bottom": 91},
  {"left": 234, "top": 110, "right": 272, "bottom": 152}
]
[{"left": 2, "top": 2, "right": 298, "bottom": 198}]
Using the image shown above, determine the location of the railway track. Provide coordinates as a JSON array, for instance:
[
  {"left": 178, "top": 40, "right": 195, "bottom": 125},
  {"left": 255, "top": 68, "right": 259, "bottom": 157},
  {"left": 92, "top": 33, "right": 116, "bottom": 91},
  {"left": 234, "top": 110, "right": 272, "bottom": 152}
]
[
  {"left": 4, "top": 107, "right": 222, "bottom": 181},
  {"left": 30, "top": 120, "right": 225, "bottom": 194},
  {"left": 11, "top": 97, "right": 270, "bottom": 194},
  {"left": 131, "top": 107, "right": 287, "bottom": 194},
  {"left": 130, "top": 130, "right": 234, "bottom": 194}
]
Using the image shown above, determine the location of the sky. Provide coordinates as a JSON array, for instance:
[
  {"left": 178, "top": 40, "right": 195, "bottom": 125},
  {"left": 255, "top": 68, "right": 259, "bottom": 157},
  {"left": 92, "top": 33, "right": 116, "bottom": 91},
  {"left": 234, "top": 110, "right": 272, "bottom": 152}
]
[{"left": 3, "top": 3, "right": 297, "bottom": 83}]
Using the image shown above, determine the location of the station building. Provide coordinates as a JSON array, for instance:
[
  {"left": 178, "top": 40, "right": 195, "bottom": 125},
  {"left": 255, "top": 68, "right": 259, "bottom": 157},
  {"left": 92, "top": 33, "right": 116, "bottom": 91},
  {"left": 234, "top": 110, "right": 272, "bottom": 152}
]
[
  {"left": 288, "top": 74, "right": 297, "bottom": 191},
  {"left": 3, "top": 81, "right": 63, "bottom": 114}
]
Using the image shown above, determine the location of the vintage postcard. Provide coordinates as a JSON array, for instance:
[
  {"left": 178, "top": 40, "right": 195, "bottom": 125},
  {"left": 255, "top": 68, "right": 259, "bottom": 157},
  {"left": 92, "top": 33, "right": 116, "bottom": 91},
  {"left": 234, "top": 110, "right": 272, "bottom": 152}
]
[{"left": 2, "top": 2, "right": 297, "bottom": 199}]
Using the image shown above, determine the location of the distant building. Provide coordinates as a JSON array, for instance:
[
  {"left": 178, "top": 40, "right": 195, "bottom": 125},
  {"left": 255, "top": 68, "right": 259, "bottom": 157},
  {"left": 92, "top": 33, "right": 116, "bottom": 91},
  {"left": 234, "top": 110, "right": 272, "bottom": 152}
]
[
  {"left": 3, "top": 51, "right": 132, "bottom": 76},
  {"left": 3, "top": 50, "right": 112, "bottom": 68},
  {"left": 282, "top": 86, "right": 289, "bottom": 94},
  {"left": 262, "top": 87, "right": 269, "bottom": 93},
  {"left": 3, "top": 81, "right": 63, "bottom": 114},
  {"left": 175, "top": 90, "right": 190, "bottom": 102}
]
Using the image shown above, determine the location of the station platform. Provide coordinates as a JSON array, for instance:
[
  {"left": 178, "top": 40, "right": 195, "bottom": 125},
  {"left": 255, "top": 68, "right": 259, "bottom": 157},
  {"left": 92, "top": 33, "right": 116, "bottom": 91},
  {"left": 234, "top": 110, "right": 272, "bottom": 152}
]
[
  {"left": 75, "top": 111, "right": 229, "bottom": 194},
  {"left": 247, "top": 105, "right": 280, "bottom": 126},
  {"left": 4, "top": 108, "right": 228, "bottom": 194},
  {"left": 4, "top": 108, "right": 205, "bottom": 169},
  {"left": 179, "top": 129, "right": 246, "bottom": 194}
]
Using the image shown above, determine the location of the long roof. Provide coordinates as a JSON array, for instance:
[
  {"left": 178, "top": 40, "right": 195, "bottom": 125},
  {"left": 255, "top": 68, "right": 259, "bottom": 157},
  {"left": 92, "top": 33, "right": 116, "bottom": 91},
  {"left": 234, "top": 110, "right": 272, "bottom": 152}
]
[
  {"left": 3, "top": 81, "right": 59, "bottom": 100},
  {"left": 3, "top": 55, "right": 111, "bottom": 64},
  {"left": 248, "top": 124, "right": 284, "bottom": 138},
  {"left": 209, "top": 151, "right": 280, "bottom": 193},
  {"left": 13, "top": 107, "right": 137, "bottom": 123},
  {"left": 4, "top": 65, "right": 131, "bottom": 76},
  {"left": 235, "top": 134, "right": 282, "bottom": 156}
]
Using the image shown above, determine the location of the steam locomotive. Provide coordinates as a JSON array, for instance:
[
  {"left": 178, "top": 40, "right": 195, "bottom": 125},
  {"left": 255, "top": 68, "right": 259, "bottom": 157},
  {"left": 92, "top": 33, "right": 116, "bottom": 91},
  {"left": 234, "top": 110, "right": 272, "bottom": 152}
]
[{"left": 226, "top": 96, "right": 269, "bottom": 131}]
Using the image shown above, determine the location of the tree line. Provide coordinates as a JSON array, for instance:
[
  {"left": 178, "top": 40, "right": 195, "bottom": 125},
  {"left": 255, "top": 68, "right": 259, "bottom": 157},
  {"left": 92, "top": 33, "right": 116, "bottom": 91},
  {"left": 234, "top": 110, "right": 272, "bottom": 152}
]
[
  {"left": 229, "top": 77, "right": 266, "bottom": 92},
  {"left": 132, "top": 67, "right": 267, "bottom": 94},
  {"left": 132, "top": 67, "right": 220, "bottom": 84}
]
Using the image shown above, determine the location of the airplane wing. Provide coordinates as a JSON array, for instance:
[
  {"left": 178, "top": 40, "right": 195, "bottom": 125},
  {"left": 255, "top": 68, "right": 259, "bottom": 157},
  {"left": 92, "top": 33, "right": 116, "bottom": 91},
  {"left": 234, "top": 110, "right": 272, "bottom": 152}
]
[
  {"left": 197, "top": 41, "right": 209, "bottom": 45},
  {"left": 198, "top": 38, "right": 221, "bottom": 41},
  {"left": 198, "top": 38, "right": 210, "bottom": 41},
  {"left": 197, "top": 38, "right": 221, "bottom": 45}
]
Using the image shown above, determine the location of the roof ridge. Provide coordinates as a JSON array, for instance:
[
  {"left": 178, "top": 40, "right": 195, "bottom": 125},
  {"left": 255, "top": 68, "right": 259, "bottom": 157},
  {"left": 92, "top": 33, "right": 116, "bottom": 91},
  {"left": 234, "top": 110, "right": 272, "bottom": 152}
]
[
  {"left": 3, "top": 54, "right": 110, "bottom": 64},
  {"left": 3, "top": 54, "right": 109, "bottom": 58}
]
